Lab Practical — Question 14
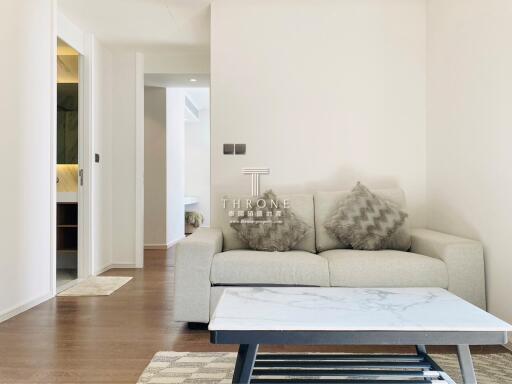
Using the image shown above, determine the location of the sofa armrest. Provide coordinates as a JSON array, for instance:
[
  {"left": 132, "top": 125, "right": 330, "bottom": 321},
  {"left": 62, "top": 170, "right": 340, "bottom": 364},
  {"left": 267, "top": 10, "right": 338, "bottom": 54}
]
[
  {"left": 410, "top": 228, "right": 486, "bottom": 309},
  {"left": 174, "top": 228, "right": 223, "bottom": 323}
]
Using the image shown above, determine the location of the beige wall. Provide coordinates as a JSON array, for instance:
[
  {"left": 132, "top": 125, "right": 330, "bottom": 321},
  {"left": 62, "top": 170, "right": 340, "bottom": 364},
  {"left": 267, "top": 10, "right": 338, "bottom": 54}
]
[
  {"left": 144, "top": 87, "right": 168, "bottom": 246},
  {"left": 143, "top": 87, "right": 188, "bottom": 247},
  {"left": 426, "top": 0, "right": 512, "bottom": 322},
  {"left": 210, "top": 0, "right": 427, "bottom": 227}
]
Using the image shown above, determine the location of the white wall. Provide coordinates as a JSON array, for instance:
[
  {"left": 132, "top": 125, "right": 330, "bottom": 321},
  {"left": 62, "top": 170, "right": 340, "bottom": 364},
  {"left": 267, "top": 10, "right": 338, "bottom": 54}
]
[
  {"left": 144, "top": 87, "right": 168, "bottom": 246},
  {"left": 185, "top": 108, "right": 211, "bottom": 226},
  {"left": 210, "top": 0, "right": 427, "bottom": 227},
  {"left": 0, "top": 0, "right": 55, "bottom": 319},
  {"left": 91, "top": 37, "right": 113, "bottom": 273},
  {"left": 426, "top": 0, "right": 512, "bottom": 322},
  {"left": 166, "top": 89, "right": 186, "bottom": 244},
  {"left": 111, "top": 50, "right": 145, "bottom": 266}
]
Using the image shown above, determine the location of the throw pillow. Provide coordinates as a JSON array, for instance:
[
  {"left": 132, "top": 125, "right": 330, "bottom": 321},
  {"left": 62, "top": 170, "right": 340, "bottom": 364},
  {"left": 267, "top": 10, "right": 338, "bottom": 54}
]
[
  {"left": 230, "top": 190, "right": 310, "bottom": 252},
  {"left": 324, "top": 182, "right": 409, "bottom": 250}
]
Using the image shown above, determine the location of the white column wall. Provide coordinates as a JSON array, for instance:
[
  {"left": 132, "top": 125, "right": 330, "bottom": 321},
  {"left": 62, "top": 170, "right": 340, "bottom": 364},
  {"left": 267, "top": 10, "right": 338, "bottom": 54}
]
[
  {"left": 111, "top": 50, "right": 137, "bottom": 265},
  {"left": 0, "top": 0, "right": 55, "bottom": 319},
  {"left": 166, "top": 89, "right": 186, "bottom": 244},
  {"left": 185, "top": 109, "right": 211, "bottom": 226}
]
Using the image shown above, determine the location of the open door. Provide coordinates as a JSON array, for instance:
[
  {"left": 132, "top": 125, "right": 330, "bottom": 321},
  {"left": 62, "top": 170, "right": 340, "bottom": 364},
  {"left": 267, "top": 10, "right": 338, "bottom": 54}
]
[{"left": 55, "top": 37, "right": 89, "bottom": 291}]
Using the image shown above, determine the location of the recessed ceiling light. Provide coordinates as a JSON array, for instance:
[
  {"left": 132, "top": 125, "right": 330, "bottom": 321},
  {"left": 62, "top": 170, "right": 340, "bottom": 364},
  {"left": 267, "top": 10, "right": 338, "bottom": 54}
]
[{"left": 189, "top": 78, "right": 197, "bottom": 82}]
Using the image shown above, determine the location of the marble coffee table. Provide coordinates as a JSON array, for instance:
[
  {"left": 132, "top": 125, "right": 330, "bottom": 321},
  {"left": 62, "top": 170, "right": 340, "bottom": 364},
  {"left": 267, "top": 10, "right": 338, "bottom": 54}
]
[{"left": 209, "top": 287, "right": 512, "bottom": 384}]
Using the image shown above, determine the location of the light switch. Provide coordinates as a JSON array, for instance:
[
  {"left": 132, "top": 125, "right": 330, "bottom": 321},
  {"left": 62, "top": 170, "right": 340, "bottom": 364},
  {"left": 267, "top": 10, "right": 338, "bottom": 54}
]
[
  {"left": 235, "top": 144, "right": 246, "bottom": 155},
  {"left": 223, "top": 144, "right": 234, "bottom": 155}
]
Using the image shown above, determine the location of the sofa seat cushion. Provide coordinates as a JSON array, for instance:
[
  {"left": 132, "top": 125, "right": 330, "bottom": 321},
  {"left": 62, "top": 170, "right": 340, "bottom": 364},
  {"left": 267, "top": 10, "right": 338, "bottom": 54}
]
[
  {"left": 320, "top": 249, "right": 448, "bottom": 288},
  {"left": 211, "top": 250, "right": 329, "bottom": 287}
]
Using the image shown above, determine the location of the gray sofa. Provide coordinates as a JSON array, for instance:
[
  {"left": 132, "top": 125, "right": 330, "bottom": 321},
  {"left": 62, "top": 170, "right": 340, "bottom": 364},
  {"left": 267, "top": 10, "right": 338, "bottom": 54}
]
[{"left": 174, "top": 188, "right": 486, "bottom": 324}]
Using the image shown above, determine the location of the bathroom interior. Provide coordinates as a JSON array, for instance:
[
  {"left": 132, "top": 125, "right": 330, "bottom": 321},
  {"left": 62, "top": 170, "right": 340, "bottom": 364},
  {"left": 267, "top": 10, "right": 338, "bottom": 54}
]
[{"left": 56, "top": 38, "right": 80, "bottom": 288}]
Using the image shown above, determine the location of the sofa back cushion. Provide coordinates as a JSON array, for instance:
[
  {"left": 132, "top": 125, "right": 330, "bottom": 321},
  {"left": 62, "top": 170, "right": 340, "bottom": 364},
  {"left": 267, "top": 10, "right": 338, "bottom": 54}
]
[
  {"left": 314, "top": 188, "right": 409, "bottom": 252},
  {"left": 220, "top": 193, "right": 316, "bottom": 253}
]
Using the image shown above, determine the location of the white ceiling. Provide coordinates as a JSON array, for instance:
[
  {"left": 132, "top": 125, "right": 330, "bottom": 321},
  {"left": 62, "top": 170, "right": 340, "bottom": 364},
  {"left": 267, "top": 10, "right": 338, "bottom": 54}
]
[{"left": 58, "top": 0, "right": 211, "bottom": 53}]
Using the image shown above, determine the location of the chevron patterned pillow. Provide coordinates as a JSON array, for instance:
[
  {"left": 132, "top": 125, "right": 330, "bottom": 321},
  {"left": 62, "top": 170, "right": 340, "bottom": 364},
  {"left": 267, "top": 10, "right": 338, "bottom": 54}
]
[
  {"left": 324, "top": 182, "right": 409, "bottom": 250},
  {"left": 230, "top": 190, "right": 310, "bottom": 252}
]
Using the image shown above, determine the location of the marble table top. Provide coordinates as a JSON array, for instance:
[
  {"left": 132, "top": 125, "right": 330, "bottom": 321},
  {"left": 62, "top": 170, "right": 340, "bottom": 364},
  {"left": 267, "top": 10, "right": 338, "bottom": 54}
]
[{"left": 209, "top": 287, "right": 512, "bottom": 332}]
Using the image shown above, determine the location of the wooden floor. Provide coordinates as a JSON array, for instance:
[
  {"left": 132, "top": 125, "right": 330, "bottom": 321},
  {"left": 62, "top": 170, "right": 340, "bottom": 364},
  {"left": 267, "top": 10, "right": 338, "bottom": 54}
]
[{"left": 0, "top": 249, "right": 508, "bottom": 383}]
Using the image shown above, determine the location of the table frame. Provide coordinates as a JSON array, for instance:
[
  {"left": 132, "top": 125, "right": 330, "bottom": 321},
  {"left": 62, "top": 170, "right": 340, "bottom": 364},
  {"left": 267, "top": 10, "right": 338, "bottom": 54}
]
[{"left": 211, "top": 329, "right": 508, "bottom": 384}]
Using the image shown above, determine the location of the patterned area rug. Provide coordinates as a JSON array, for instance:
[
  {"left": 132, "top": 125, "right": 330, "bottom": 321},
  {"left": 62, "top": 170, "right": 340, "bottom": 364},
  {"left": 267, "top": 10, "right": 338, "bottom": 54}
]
[
  {"left": 137, "top": 351, "right": 512, "bottom": 384},
  {"left": 58, "top": 276, "right": 132, "bottom": 296}
]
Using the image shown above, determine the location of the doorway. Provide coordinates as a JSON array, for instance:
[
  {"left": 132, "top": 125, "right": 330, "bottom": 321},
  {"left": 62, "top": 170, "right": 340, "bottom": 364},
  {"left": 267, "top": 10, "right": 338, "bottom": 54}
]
[
  {"left": 143, "top": 75, "right": 211, "bottom": 252},
  {"left": 56, "top": 38, "right": 81, "bottom": 289}
]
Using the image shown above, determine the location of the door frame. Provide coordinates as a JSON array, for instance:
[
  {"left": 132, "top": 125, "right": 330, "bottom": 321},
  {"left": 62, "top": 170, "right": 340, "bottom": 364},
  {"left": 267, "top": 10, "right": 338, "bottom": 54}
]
[
  {"left": 77, "top": 34, "right": 93, "bottom": 279},
  {"left": 52, "top": 27, "right": 93, "bottom": 295},
  {"left": 135, "top": 52, "right": 145, "bottom": 269}
]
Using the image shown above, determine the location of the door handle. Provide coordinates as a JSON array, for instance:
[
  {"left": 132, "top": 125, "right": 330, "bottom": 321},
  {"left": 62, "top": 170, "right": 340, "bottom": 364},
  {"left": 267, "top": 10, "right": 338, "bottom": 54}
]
[{"left": 79, "top": 169, "right": 84, "bottom": 186}]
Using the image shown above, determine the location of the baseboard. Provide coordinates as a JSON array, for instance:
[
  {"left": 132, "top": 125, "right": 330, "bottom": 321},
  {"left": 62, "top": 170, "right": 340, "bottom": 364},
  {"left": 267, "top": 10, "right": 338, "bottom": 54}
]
[
  {"left": 0, "top": 292, "right": 53, "bottom": 323},
  {"left": 144, "top": 237, "right": 184, "bottom": 250},
  {"left": 108, "top": 263, "right": 137, "bottom": 269},
  {"left": 94, "top": 263, "right": 139, "bottom": 275},
  {"left": 110, "top": 263, "right": 137, "bottom": 268},
  {"left": 144, "top": 243, "right": 168, "bottom": 250},
  {"left": 94, "top": 264, "right": 113, "bottom": 275}
]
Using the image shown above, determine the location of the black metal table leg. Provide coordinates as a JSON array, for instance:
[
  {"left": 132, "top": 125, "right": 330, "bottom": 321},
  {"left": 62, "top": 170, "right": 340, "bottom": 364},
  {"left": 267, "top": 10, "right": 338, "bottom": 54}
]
[
  {"left": 416, "top": 344, "right": 427, "bottom": 354},
  {"left": 232, "top": 344, "right": 258, "bottom": 384},
  {"left": 457, "top": 344, "right": 477, "bottom": 384}
]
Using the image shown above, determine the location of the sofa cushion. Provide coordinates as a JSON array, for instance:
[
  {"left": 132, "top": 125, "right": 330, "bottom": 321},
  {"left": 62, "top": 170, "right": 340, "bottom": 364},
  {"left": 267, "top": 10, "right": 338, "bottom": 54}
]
[
  {"left": 320, "top": 249, "right": 448, "bottom": 288},
  {"left": 220, "top": 193, "right": 316, "bottom": 253},
  {"left": 324, "top": 183, "right": 409, "bottom": 251},
  {"left": 230, "top": 190, "right": 310, "bottom": 252},
  {"left": 315, "top": 188, "right": 410, "bottom": 252},
  {"left": 211, "top": 250, "right": 329, "bottom": 287}
]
